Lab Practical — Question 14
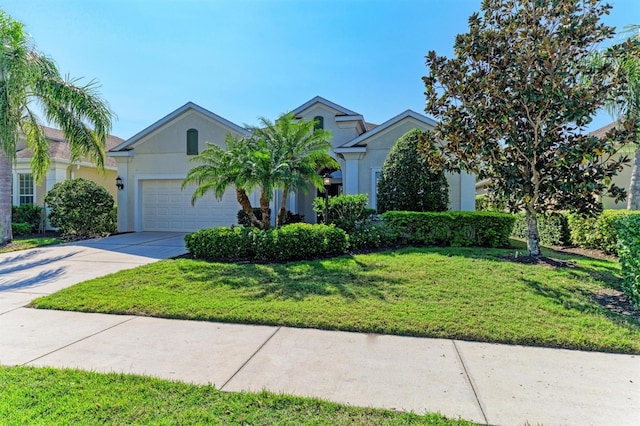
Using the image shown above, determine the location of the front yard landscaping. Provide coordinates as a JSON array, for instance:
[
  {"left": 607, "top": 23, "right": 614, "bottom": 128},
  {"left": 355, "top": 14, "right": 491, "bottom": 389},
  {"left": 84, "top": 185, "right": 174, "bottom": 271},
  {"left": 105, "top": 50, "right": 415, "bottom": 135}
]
[
  {"left": 0, "top": 366, "right": 471, "bottom": 425},
  {"left": 30, "top": 241, "right": 640, "bottom": 354}
]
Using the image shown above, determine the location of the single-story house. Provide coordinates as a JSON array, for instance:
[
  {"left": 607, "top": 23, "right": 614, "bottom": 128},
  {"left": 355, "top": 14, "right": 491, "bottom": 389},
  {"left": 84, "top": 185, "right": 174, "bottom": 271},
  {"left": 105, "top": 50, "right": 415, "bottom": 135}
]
[
  {"left": 12, "top": 126, "right": 123, "bottom": 207},
  {"left": 108, "top": 96, "right": 476, "bottom": 233}
]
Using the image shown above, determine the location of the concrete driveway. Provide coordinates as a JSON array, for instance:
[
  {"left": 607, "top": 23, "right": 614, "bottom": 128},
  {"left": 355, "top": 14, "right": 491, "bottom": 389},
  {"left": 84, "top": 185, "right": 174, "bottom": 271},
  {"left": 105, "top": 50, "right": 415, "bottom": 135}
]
[{"left": 0, "top": 232, "right": 187, "bottom": 312}]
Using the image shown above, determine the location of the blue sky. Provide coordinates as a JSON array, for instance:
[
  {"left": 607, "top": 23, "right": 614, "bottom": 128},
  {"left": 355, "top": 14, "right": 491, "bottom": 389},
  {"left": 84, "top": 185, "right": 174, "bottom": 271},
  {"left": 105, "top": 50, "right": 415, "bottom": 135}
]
[{"left": 4, "top": 0, "right": 639, "bottom": 139}]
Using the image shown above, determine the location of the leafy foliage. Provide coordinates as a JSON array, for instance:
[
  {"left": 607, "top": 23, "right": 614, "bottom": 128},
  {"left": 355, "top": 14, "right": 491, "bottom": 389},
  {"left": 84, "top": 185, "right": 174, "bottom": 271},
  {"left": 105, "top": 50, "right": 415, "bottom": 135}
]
[
  {"left": 511, "top": 213, "right": 570, "bottom": 246},
  {"left": 567, "top": 210, "right": 640, "bottom": 254},
  {"left": 0, "top": 9, "right": 112, "bottom": 243},
  {"left": 185, "top": 223, "right": 348, "bottom": 262},
  {"left": 12, "top": 204, "right": 44, "bottom": 232},
  {"left": 617, "top": 215, "right": 640, "bottom": 306},
  {"left": 422, "top": 0, "right": 637, "bottom": 255},
  {"left": 312, "top": 194, "right": 375, "bottom": 234},
  {"left": 382, "top": 211, "right": 515, "bottom": 248},
  {"left": 348, "top": 221, "right": 399, "bottom": 250},
  {"left": 10, "top": 222, "right": 31, "bottom": 236},
  {"left": 45, "top": 178, "right": 115, "bottom": 238},
  {"left": 184, "top": 113, "right": 335, "bottom": 230},
  {"left": 377, "top": 129, "right": 449, "bottom": 213}
]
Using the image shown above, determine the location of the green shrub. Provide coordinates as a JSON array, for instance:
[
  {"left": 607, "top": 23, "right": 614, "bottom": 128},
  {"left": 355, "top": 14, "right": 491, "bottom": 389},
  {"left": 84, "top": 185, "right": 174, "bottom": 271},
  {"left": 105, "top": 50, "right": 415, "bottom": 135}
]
[
  {"left": 348, "top": 221, "right": 399, "bottom": 250},
  {"left": 45, "top": 178, "right": 116, "bottom": 238},
  {"left": 617, "top": 215, "right": 640, "bottom": 306},
  {"left": 12, "top": 204, "right": 45, "bottom": 233},
  {"left": 511, "top": 213, "right": 570, "bottom": 246},
  {"left": 382, "top": 211, "right": 515, "bottom": 248},
  {"left": 237, "top": 208, "right": 271, "bottom": 227},
  {"left": 376, "top": 128, "right": 449, "bottom": 213},
  {"left": 185, "top": 223, "right": 348, "bottom": 262},
  {"left": 11, "top": 222, "right": 32, "bottom": 236},
  {"left": 312, "top": 194, "right": 374, "bottom": 233},
  {"left": 567, "top": 210, "right": 640, "bottom": 254},
  {"left": 475, "top": 193, "right": 507, "bottom": 212}
]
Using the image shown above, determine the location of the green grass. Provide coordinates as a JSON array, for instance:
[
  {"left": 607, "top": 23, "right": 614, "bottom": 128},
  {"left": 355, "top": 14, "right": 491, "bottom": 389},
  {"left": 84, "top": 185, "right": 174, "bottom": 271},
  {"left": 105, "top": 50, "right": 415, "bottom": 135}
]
[
  {"left": 0, "top": 366, "right": 471, "bottom": 425},
  {"left": 0, "top": 236, "right": 61, "bottom": 253},
  {"left": 31, "top": 243, "right": 640, "bottom": 354}
]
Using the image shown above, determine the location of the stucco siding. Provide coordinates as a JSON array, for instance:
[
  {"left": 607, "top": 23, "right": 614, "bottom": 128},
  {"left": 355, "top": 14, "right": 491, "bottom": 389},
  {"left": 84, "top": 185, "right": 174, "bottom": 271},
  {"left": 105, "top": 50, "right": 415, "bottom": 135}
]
[
  {"left": 295, "top": 104, "right": 361, "bottom": 148},
  {"left": 72, "top": 166, "right": 117, "bottom": 200}
]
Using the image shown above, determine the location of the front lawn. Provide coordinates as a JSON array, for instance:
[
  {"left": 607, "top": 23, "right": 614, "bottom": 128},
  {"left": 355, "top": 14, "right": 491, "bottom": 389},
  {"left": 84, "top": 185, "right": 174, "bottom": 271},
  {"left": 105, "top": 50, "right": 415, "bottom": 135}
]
[
  {"left": 30, "top": 243, "right": 640, "bottom": 354},
  {"left": 0, "top": 366, "right": 470, "bottom": 425},
  {"left": 0, "top": 236, "right": 61, "bottom": 253}
]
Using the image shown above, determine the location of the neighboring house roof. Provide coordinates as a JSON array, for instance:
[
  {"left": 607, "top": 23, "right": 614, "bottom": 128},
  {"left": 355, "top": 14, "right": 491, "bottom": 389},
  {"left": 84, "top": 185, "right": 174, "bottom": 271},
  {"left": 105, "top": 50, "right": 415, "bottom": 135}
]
[
  {"left": 337, "top": 109, "right": 437, "bottom": 149},
  {"left": 16, "top": 125, "right": 123, "bottom": 168},
  {"left": 589, "top": 122, "right": 617, "bottom": 139},
  {"left": 291, "top": 96, "right": 359, "bottom": 117},
  {"left": 110, "top": 102, "right": 251, "bottom": 153}
]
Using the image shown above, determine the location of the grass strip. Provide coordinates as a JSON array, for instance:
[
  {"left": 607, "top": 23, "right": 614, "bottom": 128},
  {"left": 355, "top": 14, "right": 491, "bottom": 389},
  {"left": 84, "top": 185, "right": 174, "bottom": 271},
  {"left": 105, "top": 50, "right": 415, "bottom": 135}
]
[
  {"left": 0, "top": 237, "right": 61, "bottom": 253},
  {"left": 0, "top": 366, "right": 473, "bottom": 425}
]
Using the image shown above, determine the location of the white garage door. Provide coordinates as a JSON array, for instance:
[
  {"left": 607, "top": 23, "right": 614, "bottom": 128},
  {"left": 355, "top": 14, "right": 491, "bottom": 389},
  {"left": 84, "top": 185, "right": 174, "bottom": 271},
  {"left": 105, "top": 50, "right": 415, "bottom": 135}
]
[{"left": 141, "top": 179, "right": 238, "bottom": 232}]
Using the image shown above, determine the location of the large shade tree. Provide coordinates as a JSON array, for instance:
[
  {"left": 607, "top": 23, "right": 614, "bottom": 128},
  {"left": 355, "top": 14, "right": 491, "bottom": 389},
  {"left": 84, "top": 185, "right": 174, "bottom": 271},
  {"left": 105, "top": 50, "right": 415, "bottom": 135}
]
[
  {"left": 423, "top": 0, "right": 637, "bottom": 256},
  {"left": 183, "top": 113, "right": 335, "bottom": 229},
  {"left": 0, "top": 10, "right": 113, "bottom": 243}
]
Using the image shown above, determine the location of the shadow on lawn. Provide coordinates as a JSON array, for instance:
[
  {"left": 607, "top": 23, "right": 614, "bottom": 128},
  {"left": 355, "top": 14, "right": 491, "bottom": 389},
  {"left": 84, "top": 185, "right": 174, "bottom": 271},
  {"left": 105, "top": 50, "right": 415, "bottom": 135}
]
[{"left": 179, "top": 256, "right": 401, "bottom": 302}]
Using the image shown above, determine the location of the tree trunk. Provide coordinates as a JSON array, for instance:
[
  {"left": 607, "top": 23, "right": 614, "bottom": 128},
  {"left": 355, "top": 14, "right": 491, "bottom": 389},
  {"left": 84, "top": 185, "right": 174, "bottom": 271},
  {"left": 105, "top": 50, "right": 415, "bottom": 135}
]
[
  {"left": 259, "top": 190, "right": 270, "bottom": 230},
  {"left": 276, "top": 185, "right": 290, "bottom": 227},
  {"left": 525, "top": 208, "right": 541, "bottom": 256},
  {"left": 627, "top": 145, "right": 640, "bottom": 210},
  {"left": 236, "top": 189, "right": 262, "bottom": 229},
  {"left": 0, "top": 150, "right": 14, "bottom": 244}
]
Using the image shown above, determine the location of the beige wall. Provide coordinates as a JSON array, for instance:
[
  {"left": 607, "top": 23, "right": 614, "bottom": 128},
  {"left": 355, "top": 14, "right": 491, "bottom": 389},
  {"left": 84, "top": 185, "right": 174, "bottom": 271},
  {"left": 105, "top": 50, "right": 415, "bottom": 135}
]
[
  {"left": 295, "top": 104, "right": 363, "bottom": 148},
  {"left": 602, "top": 145, "right": 636, "bottom": 209},
  {"left": 115, "top": 109, "right": 249, "bottom": 232},
  {"left": 71, "top": 166, "right": 118, "bottom": 200}
]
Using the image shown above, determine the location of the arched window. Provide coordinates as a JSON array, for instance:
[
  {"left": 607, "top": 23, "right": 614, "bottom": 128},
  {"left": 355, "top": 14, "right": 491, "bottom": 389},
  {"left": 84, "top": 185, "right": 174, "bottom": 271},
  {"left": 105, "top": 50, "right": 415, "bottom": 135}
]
[
  {"left": 313, "top": 116, "right": 324, "bottom": 130},
  {"left": 186, "top": 128, "right": 198, "bottom": 155}
]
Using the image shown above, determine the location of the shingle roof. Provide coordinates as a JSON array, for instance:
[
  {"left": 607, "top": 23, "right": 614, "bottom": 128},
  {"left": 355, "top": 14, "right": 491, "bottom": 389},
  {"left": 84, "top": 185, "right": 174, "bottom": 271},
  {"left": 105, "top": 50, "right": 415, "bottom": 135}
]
[
  {"left": 16, "top": 125, "right": 123, "bottom": 168},
  {"left": 588, "top": 122, "right": 617, "bottom": 139}
]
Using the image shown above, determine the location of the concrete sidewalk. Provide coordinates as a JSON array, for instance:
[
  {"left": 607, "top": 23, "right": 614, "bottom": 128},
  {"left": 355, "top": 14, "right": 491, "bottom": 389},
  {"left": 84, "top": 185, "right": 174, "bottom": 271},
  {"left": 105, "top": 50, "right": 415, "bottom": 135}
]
[{"left": 1, "top": 233, "right": 639, "bottom": 425}]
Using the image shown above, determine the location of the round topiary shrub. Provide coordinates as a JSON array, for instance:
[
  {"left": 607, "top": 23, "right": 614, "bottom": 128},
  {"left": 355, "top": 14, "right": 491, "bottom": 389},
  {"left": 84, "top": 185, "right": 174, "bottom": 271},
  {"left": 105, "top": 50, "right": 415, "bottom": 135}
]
[
  {"left": 377, "top": 128, "right": 449, "bottom": 213},
  {"left": 45, "top": 178, "right": 116, "bottom": 238}
]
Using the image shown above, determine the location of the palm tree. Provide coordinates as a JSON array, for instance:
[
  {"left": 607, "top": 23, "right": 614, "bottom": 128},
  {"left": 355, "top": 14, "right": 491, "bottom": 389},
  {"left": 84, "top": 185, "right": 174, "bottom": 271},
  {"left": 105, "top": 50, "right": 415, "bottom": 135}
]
[
  {"left": 251, "top": 113, "right": 337, "bottom": 226},
  {"left": 183, "top": 134, "right": 273, "bottom": 229},
  {"left": 0, "top": 10, "right": 112, "bottom": 243},
  {"left": 592, "top": 26, "right": 640, "bottom": 209}
]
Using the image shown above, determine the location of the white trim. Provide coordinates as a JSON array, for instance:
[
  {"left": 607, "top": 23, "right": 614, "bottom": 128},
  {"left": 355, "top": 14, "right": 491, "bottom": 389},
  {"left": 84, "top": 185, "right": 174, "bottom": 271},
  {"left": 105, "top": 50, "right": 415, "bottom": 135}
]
[
  {"left": 111, "top": 102, "right": 251, "bottom": 152},
  {"left": 339, "top": 110, "right": 438, "bottom": 148},
  {"left": 370, "top": 167, "right": 382, "bottom": 211},
  {"left": 291, "top": 96, "right": 359, "bottom": 117},
  {"left": 335, "top": 114, "right": 365, "bottom": 123},
  {"left": 334, "top": 146, "right": 366, "bottom": 154},
  {"left": 107, "top": 151, "right": 134, "bottom": 157}
]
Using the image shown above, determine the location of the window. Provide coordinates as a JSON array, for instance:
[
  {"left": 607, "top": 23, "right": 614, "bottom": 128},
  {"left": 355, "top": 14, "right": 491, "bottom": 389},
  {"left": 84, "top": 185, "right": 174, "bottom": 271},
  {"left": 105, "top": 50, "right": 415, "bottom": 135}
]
[
  {"left": 186, "top": 128, "right": 198, "bottom": 155},
  {"left": 19, "top": 173, "right": 34, "bottom": 205},
  {"left": 313, "top": 116, "right": 324, "bottom": 131}
]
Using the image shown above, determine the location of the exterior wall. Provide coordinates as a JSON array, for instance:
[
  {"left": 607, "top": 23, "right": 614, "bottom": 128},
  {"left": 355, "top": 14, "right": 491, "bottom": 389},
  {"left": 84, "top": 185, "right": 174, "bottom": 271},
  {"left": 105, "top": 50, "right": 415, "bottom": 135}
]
[
  {"left": 115, "top": 110, "right": 248, "bottom": 232},
  {"left": 602, "top": 145, "right": 635, "bottom": 209},
  {"left": 72, "top": 166, "right": 118, "bottom": 200},
  {"left": 295, "top": 104, "right": 362, "bottom": 148}
]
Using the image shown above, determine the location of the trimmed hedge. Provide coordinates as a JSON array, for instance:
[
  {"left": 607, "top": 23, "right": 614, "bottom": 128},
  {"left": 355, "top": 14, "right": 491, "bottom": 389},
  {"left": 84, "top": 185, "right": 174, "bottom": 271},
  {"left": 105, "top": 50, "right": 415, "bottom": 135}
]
[
  {"left": 382, "top": 211, "right": 515, "bottom": 248},
  {"left": 185, "top": 223, "right": 348, "bottom": 262},
  {"left": 567, "top": 210, "right": 640, "bottom": 254},
  {"left": 511, "top": 213, "right": 570, "bottom": 246},
  {"left": 617, "top": 215, "right": 640, "bottom": 306},
  {"left": 348, "top": 221, "right": 399, "bottom": 250}
]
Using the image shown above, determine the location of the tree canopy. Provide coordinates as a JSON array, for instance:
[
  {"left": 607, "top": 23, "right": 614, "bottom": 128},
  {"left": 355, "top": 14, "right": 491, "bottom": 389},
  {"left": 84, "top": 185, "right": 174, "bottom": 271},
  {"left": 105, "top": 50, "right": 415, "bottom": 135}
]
[
  {"left": 0, "top": 9, "right": 113, "bottom": 243},
  {"left": 423, "top": 0, "right": 637, "bottom": 256}
]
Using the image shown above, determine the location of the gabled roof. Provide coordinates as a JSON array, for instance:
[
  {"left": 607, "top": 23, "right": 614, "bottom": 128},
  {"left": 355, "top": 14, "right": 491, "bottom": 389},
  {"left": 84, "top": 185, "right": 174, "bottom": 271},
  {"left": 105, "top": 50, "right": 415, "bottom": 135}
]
[
  {"left": 589, "top": 122, "right": 617, "bottom": 139},
  {"left": 337, "top": 109, "right": 437, "bottom": 148},
  {"left": 291, "top": 96, "right": 359, "bottom": 117},
  {"left": 16, "top": 125, "right": 123, "bottom": 168},
  {"left": 110, "top": 102, "right": 251, "bottom": 152}
]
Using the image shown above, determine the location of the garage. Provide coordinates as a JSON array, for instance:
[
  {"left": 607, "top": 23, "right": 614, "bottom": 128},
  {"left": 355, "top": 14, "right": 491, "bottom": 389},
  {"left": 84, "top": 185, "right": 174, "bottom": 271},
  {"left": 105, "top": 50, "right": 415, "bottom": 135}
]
[{"left": 141, "top": 179, "right": 238, "bottom": 232}]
